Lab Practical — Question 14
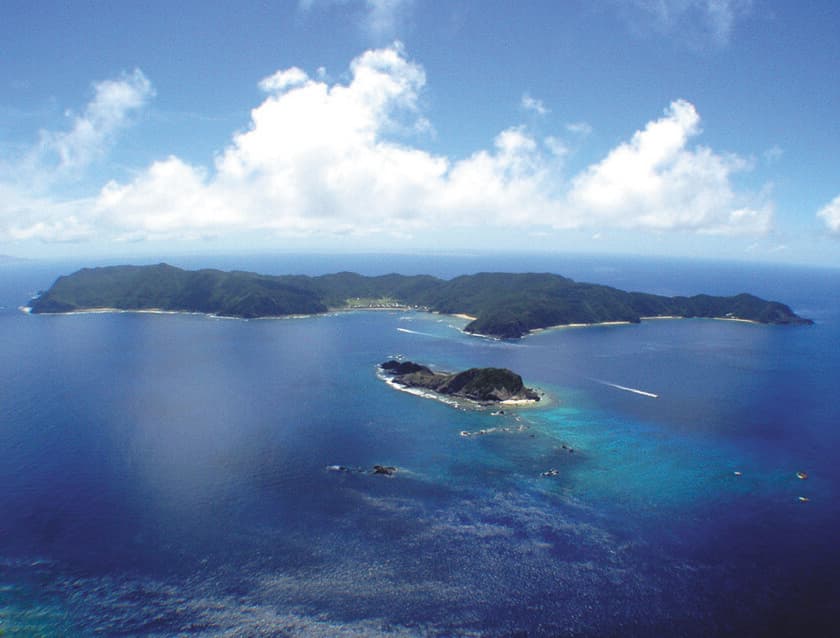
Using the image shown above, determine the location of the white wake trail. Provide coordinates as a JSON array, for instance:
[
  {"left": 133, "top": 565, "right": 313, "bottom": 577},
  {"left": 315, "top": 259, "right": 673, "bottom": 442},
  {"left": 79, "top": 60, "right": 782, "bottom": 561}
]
[
  {"left": 396, "top": 327, "right": 437, "bottom": 337},
  {"left": 591, "top": 379, "right": 659, "bottom": 399}
]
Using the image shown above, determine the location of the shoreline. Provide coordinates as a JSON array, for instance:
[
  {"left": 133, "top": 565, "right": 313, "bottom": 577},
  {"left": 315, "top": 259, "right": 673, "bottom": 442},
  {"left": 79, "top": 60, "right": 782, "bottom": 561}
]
[
  {"left": 21, "top": 305, "right": 416, "bottom": 323},
  {"left": 642, "top": 314, "right": 759, "bottom": 324},
  {"left": 22, "top": 304, "right": 477, "bottom": 323},
  {"left": 330, "top": 304, "right": 418, "bottom": 313},
  {"left": 528, "top": 320, "right": 633, "bottom": 335},
  {"left": 710, "top": 316, "right": 760, "bottom": 324},
  {"left": 522, "top": 315, "right": 762, "bottom": 338},
  {"left": 21, "top": 306, "right": 262, "bottom": 321},
  {"left": 377, "top": 369, "right": 546, "bottom": 411},
  {"left": 21, "top": 305, "right": 764, "bottom": 333},
  {"left": 466, "top": 319, "right": 637, "bottom": 340}
]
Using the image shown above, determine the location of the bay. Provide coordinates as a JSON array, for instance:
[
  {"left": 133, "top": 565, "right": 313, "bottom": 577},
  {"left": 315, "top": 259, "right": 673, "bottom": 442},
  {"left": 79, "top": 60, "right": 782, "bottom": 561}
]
[{"left": 1, "top": 254, "right": 838, "bottom": 637}]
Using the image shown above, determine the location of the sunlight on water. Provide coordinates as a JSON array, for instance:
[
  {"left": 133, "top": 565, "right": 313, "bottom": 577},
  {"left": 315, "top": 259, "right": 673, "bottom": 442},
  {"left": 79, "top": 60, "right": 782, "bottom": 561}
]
[{"left": 1, "top": 257, "right": 838, "bottom": 636}]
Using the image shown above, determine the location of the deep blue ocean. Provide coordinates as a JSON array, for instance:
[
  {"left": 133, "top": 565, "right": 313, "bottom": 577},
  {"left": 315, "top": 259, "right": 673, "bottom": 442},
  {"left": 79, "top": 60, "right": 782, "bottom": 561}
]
[{"left": 1, "top": 253, "right": 839, "bottom": 637}]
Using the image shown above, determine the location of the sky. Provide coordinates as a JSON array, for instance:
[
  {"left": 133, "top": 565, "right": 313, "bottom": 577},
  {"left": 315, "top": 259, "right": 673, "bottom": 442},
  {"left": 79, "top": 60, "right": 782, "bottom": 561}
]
[{"left": 1, "top": 0, "right": 839, "bottom": 266}]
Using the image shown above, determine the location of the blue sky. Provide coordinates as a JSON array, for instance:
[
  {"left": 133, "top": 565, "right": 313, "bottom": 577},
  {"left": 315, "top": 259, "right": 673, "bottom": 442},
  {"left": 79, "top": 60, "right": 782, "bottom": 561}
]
[{"left": 2, "top": 0, "right": 839, "bottom": 265}]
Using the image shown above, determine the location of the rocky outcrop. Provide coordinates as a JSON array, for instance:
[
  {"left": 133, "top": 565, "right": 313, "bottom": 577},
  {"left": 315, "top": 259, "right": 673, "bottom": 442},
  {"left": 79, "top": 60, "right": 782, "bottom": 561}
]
[{"left": 380, "top": 360, "right": 539, "bottom": 403}]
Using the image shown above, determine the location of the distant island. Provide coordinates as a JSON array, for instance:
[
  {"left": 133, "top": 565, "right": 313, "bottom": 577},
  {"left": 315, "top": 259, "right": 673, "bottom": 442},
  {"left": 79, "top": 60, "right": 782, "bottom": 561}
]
[
  {"left": 27, "top": 263, "right": 813, "bottom": 338},
  {"left": 380, "top": 360, "right": 540, "bottom": 404}
]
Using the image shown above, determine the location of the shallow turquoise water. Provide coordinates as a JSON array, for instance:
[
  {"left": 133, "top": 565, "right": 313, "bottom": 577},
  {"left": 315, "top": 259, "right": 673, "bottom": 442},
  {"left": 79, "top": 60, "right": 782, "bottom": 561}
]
[{"left": 1, "top": 256, "right": 838, "bottom": 636}]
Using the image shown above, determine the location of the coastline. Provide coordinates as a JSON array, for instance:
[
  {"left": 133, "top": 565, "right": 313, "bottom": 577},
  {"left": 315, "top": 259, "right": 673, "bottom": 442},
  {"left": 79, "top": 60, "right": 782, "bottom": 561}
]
[
  {"left": 710, "top": 316, "right": 760, "bottom": 324},
  {"left": 462, "top": 319, "right": 637, "bottom": 340},
  {"left": 22, "top": 304, "right": 479, "bottom": 324},
  {"left": 331, "top": 303, "right": 417, "bottom": 313},
  {"left": 22, "top": 305, "right": 412, "bottom": 322},
  {"left": 22, "top": 306, "right": 249, "bottom": 320},
  {"left": 380, "top": 373, "right": 466, "bottom": 410},
  {"left": 21, "top": 305, "right": 764, "bottom": 335},
  {"left": 528, "top": 320, "right": 633, "bottom": 335},
  {"left": 377, "top": 368, "right": 545, "bottom": 411},
  {"left": 642, "top": 314, "right": 759, "bottom": 324},
  {"left": 523, "top": 315, "right": 762, "bottom": 338}
]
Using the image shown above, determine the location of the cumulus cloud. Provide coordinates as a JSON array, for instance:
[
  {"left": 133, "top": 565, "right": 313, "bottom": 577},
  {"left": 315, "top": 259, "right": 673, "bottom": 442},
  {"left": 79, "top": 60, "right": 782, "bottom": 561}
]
[
  {"left": 566, "top": 100, "right": 769, "bottom": 234},
  {"left": 258, "top": 67, "right": 309, "bottom": 93},
  {"left": 94, "top": 43, "right": 443, "bottom": 240},
  {"left": 1, "top": 45, "right": 771, "bottom": 246},
  {"left": 817, "top": 195, "right": 840, "bottom": 235}
]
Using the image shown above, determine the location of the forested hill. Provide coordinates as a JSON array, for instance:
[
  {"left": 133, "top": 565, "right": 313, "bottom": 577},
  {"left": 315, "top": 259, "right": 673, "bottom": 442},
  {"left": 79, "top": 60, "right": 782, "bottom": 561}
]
[{"left": 28, "top": 264, "right": 813, "bottom": 338}]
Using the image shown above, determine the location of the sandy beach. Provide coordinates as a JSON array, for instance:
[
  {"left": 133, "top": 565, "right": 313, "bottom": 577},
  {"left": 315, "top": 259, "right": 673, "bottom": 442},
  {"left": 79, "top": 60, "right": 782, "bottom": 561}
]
[{"left": 527, "top": 320, "right": 633, "bottom": 336}]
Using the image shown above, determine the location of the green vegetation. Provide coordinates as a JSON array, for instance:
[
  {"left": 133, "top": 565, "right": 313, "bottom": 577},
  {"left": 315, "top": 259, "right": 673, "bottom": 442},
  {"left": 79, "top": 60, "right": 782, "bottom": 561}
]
[
  {"left": 28, "top": 264, "right": 327, "bottom": 318},
  {"left": 380, "top": 360, "right": 539, "bottom": 403},
  {"left": 29, "top": 264, "right": 813, "bottom": 337}
]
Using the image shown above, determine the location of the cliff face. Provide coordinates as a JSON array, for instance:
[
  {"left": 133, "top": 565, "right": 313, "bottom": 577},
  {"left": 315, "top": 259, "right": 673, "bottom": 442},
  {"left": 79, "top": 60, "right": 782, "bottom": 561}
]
[{"left": 380, "top": 360, "right": 539, "bottom": 403}]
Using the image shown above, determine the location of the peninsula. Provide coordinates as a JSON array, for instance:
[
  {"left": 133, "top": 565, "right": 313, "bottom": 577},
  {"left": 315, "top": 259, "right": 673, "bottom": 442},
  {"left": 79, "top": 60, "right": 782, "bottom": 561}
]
[
  {"left": 28, "top": 264, "right": 813, "bottom": 338},
  {"left": 379, "top": 360, "right": 540, "bottom": 404}
]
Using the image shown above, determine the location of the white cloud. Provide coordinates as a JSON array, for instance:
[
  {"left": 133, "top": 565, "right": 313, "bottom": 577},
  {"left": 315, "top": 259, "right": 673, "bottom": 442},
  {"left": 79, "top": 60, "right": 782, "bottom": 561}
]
[
  {"left": 817, "top": 195, "right": 840, "bottom": 235},
  {"left": 0, "top": 69, "right": 154, "bottom": 243},
  {"left": 566, "top": 100, "right": 769, "bottom": 234},
  {"left": 0, "top": 182, "right": 95, "bottom": 242},
  {"left": 95, "top": 157, "right": 237, "bottom": 240},
  {"left": 36, "top": 69, "right": 153, "bottom": 173},
  {"left": 1, "top": 46, "right": 772, "bottom": 246},
  {"left": 258, "top": 67, "right": 310, "bottom": 93},
  {"left": 543, "top": 136, "right": 569, "bottom": 158},
  {"left": 521, "top": 94, "right": 548, "bottom": 116},
  {"left": 94, "top": 43, "right": 443, "bottom": 240}
]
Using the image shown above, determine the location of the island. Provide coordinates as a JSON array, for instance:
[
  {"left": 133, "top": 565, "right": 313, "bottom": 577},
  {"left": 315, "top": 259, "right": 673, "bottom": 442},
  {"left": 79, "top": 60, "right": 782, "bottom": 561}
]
[
  {"left": 380, "top": 360, "right": 540, "bottom": 404},
  {"left": 27, "top": 263, "right": 813, "bottom": 339}
]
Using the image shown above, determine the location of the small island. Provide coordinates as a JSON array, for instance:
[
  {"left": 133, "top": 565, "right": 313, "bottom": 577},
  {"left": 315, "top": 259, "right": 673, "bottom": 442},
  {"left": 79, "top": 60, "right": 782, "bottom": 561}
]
[
  {"left": 379, "top": 360, "right": 540, "bottom": 405},
  {"left": 27, "top": 264, "right": 813, "bottom": 338}
]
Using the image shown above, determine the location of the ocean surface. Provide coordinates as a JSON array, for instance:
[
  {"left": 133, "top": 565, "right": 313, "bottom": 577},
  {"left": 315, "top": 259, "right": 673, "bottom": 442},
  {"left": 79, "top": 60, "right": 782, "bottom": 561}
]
[{"left": 1, "top": 253, "right": 839, "bottom": 637}]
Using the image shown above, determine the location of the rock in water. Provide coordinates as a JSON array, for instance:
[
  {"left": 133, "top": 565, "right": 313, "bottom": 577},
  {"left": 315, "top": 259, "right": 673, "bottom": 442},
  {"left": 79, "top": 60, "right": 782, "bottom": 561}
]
[
  {"left": 380, "top": 360, "right": 540, "bottom": 403},
  {"left": 372, "top": 465, "right": 397, "bottom": 476}
]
